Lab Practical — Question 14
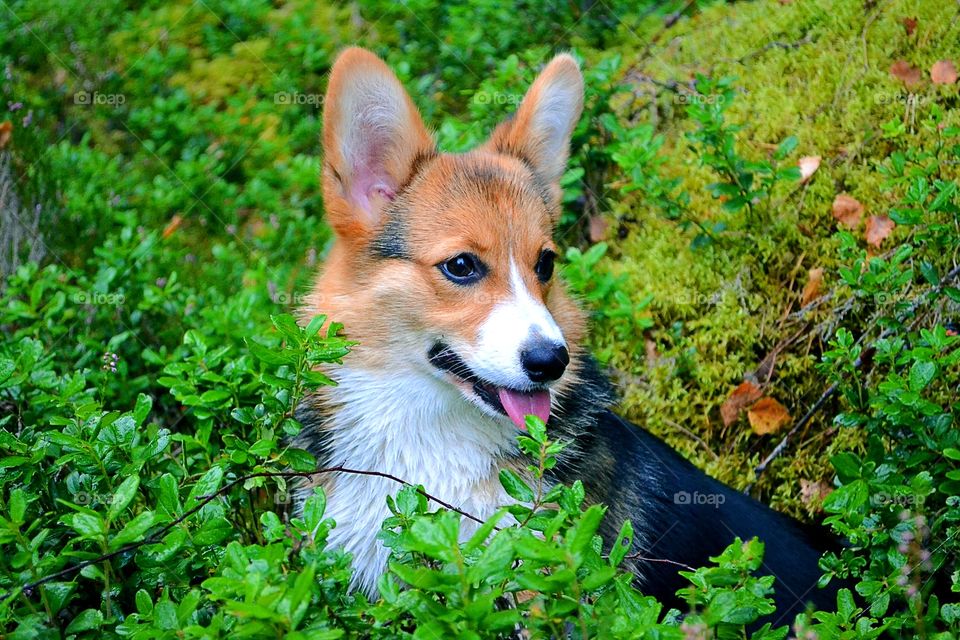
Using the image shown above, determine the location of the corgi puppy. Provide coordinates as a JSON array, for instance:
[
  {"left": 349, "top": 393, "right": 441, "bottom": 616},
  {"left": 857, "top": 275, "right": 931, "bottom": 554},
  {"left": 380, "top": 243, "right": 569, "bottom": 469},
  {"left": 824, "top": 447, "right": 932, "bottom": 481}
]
[{"left": 294, "top": 47, "right": 840, "bottom": 623}]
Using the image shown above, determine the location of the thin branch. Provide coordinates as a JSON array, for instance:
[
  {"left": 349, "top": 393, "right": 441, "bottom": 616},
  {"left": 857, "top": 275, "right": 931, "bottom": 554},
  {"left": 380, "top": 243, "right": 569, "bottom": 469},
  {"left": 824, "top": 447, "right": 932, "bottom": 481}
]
[
  {"left": 3, "top": 465, "right": 485, "bottom": 602},
  {"left": 745, "top": 261, "right": 960, "bottom": 493},
  {"left": 621, "top": 552, "right": 696, "bottom": 572}
]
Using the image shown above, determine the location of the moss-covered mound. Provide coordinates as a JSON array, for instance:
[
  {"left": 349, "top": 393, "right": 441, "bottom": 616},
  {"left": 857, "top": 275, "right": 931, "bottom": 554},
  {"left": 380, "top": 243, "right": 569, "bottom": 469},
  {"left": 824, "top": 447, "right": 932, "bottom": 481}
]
[{"left": 582, "top": 0, "right": 960, "bottom": 516}]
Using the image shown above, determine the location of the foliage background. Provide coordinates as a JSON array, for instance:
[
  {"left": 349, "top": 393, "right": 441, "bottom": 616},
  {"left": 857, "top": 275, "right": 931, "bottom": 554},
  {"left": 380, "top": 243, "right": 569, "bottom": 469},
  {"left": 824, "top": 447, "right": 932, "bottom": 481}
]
[{"left": 1, "top": 0, "right": 959, "bottom": 637}]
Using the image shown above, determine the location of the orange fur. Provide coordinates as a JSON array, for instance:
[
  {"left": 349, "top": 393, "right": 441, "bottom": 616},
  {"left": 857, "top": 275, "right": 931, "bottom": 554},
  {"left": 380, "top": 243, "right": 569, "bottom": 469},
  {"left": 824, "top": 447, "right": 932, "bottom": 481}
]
[{"left": 303, "top": 49, "right": 586, "bottom": 374}]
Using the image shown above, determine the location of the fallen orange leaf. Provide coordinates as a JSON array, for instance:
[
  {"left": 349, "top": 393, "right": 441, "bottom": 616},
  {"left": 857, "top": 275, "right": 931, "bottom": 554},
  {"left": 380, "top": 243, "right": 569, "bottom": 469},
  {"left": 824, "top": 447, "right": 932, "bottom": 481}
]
[
  {"left": 832, "top": 194, "right": 864, "bottom": 229},
  {"left": 890, "top": 60, "right": 922, "bottom": 88},
  {"left": 0, "top": 121, "right": 12, "bottom": 150},
  {"left": 865, "top": 215, "right": 895, "bottom": 248},
  {"left": 801, "top": 267, "right": 824, "bottom": 306},
  {"left": 162, "top": 214, "right": 184, "bottom": 239},
  {"left": 931, "top": 60, "right": 958, "bottom": 85},
  {"left": 747, "top": 397, "right": 791, "bottom": 435},
  {"left": 720, "top": 381, "right": 763, "bottom": 427}
]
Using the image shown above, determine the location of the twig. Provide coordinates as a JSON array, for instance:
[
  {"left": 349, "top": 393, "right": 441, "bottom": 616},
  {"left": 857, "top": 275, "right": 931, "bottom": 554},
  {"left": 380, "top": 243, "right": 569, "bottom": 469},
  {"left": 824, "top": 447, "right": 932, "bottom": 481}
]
[
  {"left": 745, "top": 261, "right": 960, "bottom": 493},
  {"left": 621, "top": 552, "right": 696, "bottom": 572},
  {"left": 662, "top": 418, "right": 720, "bottom": 462},
  {"left": 3, "top": 465, "right": 485, "bottom": 602},
  {"left": 745, "top": 381, "right": 839, "bottom": 494}
]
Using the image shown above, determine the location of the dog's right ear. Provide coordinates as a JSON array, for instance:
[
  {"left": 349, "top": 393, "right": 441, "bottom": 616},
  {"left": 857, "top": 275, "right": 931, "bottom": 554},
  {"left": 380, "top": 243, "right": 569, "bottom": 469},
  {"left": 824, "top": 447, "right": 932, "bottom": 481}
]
[{"left": 321, "top": 48, "right": 434, "bottom": 241}]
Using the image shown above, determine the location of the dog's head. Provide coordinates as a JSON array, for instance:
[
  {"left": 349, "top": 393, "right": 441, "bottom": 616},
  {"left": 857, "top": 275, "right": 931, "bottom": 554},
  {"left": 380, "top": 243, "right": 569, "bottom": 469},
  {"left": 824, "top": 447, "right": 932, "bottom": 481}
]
[{"left": 309, "top": 47, "right": 586, "bottom": 429}]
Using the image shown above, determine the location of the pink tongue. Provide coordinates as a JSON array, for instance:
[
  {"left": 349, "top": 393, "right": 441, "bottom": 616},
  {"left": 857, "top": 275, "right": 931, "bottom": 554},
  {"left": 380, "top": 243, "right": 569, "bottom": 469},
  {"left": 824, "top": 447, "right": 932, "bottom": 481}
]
[{"left": 497, "top": 388, "right": 552, "bottom": 430}]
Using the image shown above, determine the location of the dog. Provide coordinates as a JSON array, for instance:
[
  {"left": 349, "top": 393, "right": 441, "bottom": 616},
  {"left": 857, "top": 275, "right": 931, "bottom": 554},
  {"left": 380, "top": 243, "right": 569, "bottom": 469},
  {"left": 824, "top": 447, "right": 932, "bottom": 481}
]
[{"left": 293, "top": 47, "right": 841, "bottom": 622}]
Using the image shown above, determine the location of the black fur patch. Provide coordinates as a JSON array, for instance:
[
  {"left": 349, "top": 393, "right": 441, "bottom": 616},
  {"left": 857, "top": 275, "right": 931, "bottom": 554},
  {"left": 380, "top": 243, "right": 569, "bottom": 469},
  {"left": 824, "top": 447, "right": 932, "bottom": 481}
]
[{"left": 370, "top": 212, "right": 409, "bottom": 259}]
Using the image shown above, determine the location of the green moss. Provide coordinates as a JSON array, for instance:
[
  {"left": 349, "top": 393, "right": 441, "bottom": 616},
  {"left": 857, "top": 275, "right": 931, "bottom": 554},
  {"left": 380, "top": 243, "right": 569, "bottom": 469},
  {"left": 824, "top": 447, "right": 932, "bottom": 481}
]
[{"left": 589, "top": 0, "right": 960, "bottom": 517}]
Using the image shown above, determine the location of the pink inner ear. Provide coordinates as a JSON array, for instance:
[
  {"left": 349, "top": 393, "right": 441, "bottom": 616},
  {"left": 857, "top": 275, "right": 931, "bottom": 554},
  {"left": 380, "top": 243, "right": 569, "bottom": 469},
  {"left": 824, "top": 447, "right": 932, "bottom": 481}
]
[
  {"left": 349, "top": 162, "right": 396, "bottom": 218},
  {"left": 347, "top": 134, "right": 397, "bottom": 218}
]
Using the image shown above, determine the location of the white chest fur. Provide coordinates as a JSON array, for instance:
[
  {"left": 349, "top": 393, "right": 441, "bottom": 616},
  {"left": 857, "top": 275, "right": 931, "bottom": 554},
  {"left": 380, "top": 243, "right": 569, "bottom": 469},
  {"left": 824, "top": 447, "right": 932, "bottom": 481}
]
[{"left": 316, "top": 366, "right": 518, "bottom": 597}]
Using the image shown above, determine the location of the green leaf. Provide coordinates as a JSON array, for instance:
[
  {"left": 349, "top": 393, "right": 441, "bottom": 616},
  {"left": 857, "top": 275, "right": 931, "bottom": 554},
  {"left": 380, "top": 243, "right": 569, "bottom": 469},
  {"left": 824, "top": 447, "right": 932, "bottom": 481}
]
[
  {"left": 524, "top": 415, "right": 547, "bottom": 443},
  {"left": 464, "top": 507, "right": 509, "bottom": 553},
  {"left": 304, "top": 314, "right": 327, "bottom": 338},
  {"left": 66, "top": 512, "right": 105, "bottom": 539},
  {"left": 41, "top": 582, "right": 75, "bottom": 615},
  {"left": 272, "top": 313, "right": 303, "bottom": 344},
  {"left": 569, "top": 505, "right": 605, "bottom": 555},
  {"left": 157, "top": 473, "right": 181, "bottom": 517},
  {"left": 199, "top": 388, "right": 232, "bottom": 404},
  {"left": 609, "top": 519, "right": 633, "bottom": 567},
  {"left": 0, "top": 359, "right": 16, "bottom": 385},
  {"left": 302, "top": 488, "right": 327, "bottom": 533},
  {"left": 774, "top": 135, "right": 798, "bottom": 160},
  {"left": 499, "top": 469, "right": 534, "bottom": 503},
  {"left": 9, "top": 487, "right": 27, "bottom": 524},
  {"left": 110, "top": 511, "right": 156, "bottom": 548},
  {"left": 283, "top": 447, "right": 316, "bottom": 471},
  {"left": 133, "top": 393, "right": 153, "bottom": 426},
  {"left": 830, "top": 452, "right": 862, "bottom": 483},
  {"left": 186, "top": 466, "right": 224, "bottom": 508},
  {"left": 135, "top": 589, "right": 153, "bottom": 615},
  {"left": 247, "top": 338, "right": 296, "bottom": 365},
  {"left": 65, "top": 608, "right": 104, "bottom": 633},
  {"left": 194, "top": 516, "right": 233, "bottom": 545},
  {"left": 823, "top": 480, "right": 869, "bottom": 513},
  {"left": 260, "top": 511, "right": 285, "bottom": 541},
  {"left": 581, "top": 565, "right": 617, "bottom": 590},
  {"left": 909, "top": 361, "right": 936, "bottom": 392},
  {"left": 108, "top": 475, "right": 140, "bottom": 522}
]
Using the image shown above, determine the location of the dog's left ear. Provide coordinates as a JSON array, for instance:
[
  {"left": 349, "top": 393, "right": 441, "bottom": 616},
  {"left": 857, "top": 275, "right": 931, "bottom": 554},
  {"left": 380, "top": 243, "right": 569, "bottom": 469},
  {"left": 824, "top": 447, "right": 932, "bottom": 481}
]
[
  {"left": 484, "top": 54, "right": 584, "bottom": 196},
  {"left": 322, "top": 47, "right": 435, "bottom": 241}
]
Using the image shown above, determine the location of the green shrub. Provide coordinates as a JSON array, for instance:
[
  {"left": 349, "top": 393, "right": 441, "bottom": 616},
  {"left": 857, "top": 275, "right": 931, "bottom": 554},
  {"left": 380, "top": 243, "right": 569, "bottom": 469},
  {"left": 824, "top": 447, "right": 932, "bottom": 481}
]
[{"left": 1, "top": 0, "right": 959, "bottom": 637}]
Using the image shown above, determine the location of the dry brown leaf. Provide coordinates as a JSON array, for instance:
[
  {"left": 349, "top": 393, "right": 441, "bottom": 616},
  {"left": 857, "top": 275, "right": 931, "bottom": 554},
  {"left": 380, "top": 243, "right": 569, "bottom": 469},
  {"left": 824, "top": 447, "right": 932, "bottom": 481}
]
[
  {"left": 931, "top": 60, "right": 958, "bottom": 85},
  {"left": 162, "top": 214, "right": 184, "bottom": 239},
  {"left": 865, "top": 215, "right": 895, "bottom": 248},
  {"left": 890, "top": 60, "right": 923, "bottom": 88},
  {"left": 720, "top": 381, "right": 763, "bottom": 427},
  {"left": 800, "top": 479, "right": 832, "bottom": 510},
  {"left": 901, "top": 17, "right": 918, "bottom": 36},
  {"left": 801, "top": 267, "right": 824, "bottom": 306},
  {"left": 588, "top": 215, "right": 609, "bottom": 243},
  {"left": 798, "top": 156, "right": 821, "bottom": 183},
  {"left": 832, "top": 194, "right": 864, "bottom": 229},
  {"left": 747, "top": 397, "right": 791, "bottom": 435},
  {"left": 0, "top": 121, "right": 12, "bottom": 150}
]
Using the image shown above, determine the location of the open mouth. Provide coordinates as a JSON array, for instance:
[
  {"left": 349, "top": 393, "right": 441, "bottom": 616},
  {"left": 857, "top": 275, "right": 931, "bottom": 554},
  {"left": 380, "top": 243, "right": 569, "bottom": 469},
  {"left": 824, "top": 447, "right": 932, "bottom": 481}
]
[{"left": 428, "top": 342, "right": 551, "bottom": 430}]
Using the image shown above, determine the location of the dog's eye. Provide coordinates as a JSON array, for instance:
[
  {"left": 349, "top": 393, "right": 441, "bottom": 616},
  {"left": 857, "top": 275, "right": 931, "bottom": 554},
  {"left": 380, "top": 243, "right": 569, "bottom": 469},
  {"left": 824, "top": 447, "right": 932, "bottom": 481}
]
[
  {"left": 534, "top": 250, "right": 556, "bottom": 283},
  {"left": 438, "top": 253, "right": 486, "bottom": 285}
]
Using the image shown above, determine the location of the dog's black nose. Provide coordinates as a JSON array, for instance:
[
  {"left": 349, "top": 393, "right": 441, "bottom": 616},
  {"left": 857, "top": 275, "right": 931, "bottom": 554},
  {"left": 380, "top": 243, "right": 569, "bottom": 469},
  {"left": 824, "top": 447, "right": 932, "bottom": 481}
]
[{"left": 520, "top": 343, "right": 569, "bottom": 383}]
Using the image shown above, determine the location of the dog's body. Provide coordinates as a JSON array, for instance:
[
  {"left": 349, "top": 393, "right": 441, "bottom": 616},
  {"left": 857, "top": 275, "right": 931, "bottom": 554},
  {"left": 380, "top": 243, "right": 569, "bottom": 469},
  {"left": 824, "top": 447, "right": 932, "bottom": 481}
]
[{"left": 295, "top": 47, "right": 839, "bottom": 622}]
